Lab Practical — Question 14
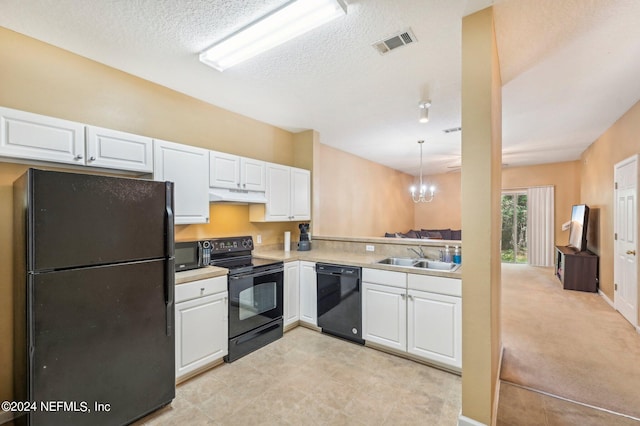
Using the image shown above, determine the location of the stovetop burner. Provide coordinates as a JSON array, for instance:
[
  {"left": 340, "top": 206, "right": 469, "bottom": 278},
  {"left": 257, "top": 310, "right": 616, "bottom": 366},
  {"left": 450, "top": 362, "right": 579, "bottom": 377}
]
[{"left": 206, "top": 236, "right": 282, "bottom": 275}]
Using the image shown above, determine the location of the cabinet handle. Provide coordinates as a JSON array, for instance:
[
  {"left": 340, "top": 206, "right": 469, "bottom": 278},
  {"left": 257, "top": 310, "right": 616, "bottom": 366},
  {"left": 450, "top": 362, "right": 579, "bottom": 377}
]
[
  {"left": 401, "top": 293, "right": 406, "bottom": 300},
  {"left": 237, "top": 183, "right": 241, "bottom": 188},
  {"left": 89, "top": 156, "right": 96, "bottom": 162},
  {"left": 408, "top": 294, "right": 414, "bottom": 301},
  {"left": 627, "top": 250, "right": 636, "bottom": 256},
  {"left": 200, "top": 288, "right": 205, "bottom": 296},
  {"left": 74, "top": 154, "right": 83, "bottom": 160},
  {"left": 243, "top": 183, "right": 246, "bottom": 188}
]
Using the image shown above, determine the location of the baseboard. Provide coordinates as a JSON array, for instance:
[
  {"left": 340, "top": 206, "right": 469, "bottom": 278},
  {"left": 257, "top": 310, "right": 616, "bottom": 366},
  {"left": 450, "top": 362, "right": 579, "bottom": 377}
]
[
  {"left": 458, "top": 413, "right": 487, "bottom": 426},
  {"left": 492, "top": 344, "right": 504, "bottom": 425},
  {"left": 599, "top": 289, "right": 615, "bottom": 308},
  {"left": 0, "top": 410, "right": 15, "bottom": 425}
]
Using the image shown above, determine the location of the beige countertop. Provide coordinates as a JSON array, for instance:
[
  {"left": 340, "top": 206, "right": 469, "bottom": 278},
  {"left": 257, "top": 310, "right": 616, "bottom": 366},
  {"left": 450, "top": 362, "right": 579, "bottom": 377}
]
[
  {"left": 175, "top": 266, "right": 228, "bottom": 285},
  {"left": 175, "top": 248, "right": 462, "bottom": 285},
  {"left": 254, "top": 248, "right": 462, "bottom": 279}
]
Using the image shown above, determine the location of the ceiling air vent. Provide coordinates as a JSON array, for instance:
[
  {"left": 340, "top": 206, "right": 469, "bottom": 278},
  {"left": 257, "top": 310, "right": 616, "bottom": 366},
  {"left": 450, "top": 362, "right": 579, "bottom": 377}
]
[
  {"left": 372, "top": 28, "right": 417, "bottom": 55},
  {"left": 443, "top": 126, "right": 462, "bottom": 134}
]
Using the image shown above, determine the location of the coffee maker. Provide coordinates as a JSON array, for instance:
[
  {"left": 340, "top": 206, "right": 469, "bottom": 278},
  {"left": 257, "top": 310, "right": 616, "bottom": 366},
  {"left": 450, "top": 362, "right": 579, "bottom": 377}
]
[{"left": 297, "top": 223, "right": 311, "bottom": 251}]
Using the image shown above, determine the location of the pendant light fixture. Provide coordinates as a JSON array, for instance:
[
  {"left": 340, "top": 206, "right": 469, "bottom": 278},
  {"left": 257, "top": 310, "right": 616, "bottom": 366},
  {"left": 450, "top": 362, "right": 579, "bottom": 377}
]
[{"left": 410, "top": 140, "right": 435, "bottom": 203}]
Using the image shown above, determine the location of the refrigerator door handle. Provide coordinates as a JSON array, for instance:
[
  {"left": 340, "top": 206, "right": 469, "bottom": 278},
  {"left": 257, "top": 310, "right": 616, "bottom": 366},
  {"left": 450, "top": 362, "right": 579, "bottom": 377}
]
[
  {"left": 165, "top": 258, "right": 175, "bottom": 336},
  {"left": 165, "top": 182, "right": 175, "bottom": 257}
]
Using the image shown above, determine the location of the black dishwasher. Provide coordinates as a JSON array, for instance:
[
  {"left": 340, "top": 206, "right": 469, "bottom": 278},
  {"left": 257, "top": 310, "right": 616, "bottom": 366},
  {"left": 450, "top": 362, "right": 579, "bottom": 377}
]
[{"left": 316, "top": 263, "right": 364, "bottom": 344}]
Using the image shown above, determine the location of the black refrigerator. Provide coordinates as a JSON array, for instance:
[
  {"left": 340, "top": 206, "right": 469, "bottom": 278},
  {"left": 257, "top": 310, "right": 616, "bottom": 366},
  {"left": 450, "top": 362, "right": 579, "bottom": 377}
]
[{"left": 13, "top": 169, "right": 176, "bottom": 426}]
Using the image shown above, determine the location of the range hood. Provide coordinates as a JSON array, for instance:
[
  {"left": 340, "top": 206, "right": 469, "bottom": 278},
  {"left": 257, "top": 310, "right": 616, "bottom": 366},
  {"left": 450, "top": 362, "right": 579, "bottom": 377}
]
[{"left": 209, "top": 188, "right": 267, "bottom": 204}]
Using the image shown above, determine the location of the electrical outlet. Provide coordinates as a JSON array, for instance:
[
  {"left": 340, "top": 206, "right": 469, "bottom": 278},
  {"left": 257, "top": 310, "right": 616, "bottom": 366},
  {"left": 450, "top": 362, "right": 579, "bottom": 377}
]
[
  {"left": 365, "top": 245, "right": 375, "bottom": 252},
  {"left": 256, "top": 235, "right": 262, "bottom": 244}
]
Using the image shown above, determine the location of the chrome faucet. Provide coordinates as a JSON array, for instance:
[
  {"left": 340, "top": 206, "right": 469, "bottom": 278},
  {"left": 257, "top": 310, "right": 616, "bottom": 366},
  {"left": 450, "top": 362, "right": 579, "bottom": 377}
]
[{"left": 408, "top": 246, "right": 426, "bottom": 258}]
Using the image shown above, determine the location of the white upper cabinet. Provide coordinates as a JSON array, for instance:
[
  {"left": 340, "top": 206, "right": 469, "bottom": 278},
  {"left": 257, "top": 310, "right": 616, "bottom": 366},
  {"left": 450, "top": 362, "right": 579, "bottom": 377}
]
[
  {"left": 291, "top": 167, "right": 311, "bottom": 219},
  {"left": 242, "top": 157, "right": 266, "bottom": 191},
  {"left": 0, "top": 106, "right": 85, "bottom": 165},
  {"left": 209, "top": 150, "right": 266, "bottom": 191},
  {"left": 249, "top": 163, "right": 311, "bottom": 222},
  {"left": 153, "top": 139, "right": 209, "bottom": 225},
  {"left": 86, "top": 125, "right": 153, "bottom": 173},
  {"left": 209, "top": 151, "right": 240, "bottom": 189},
  {"left": 0, "top": 106, "right": 152, "bottom": 173}
]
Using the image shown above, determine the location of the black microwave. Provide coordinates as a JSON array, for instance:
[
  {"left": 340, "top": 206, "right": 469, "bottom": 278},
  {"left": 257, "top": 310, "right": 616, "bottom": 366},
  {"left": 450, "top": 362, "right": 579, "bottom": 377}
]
[{"left": 175, "top": 240, "right": 211, "bottom": 272}]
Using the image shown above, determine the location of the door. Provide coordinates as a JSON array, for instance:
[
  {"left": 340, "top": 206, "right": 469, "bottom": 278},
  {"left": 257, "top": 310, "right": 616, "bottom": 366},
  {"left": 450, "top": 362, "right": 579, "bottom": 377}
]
[
  {"left": 228, "top": 268, "right": 283, "bottom": 338},
  {"left": 175, "top": 291, "right": 228, "bottom": 379},
  {"left": 0, "top": 106, "right": 85, "bottom": 165},
  {"left": 241, "top": 157, "right": 266, "bottom": 191},
  {"left": 408, "top": 289, "right": 462, "bottom": 369},
  {"left": 209, "top": 151, "right": 240, "bottom": 189},
  {"left": 362, "top": 282, "right": 406, "bottom": 351},
  {"left": 30, "top": 260, "right": 174, "bottom": 426},
  {"left": 299, "top": 261, "right": 317, "bottom": 325},
  {"left": 614, "top": 155, "right": 638, "bottom": 327},
  {"left": 501, "top": 191, "right": 528, "bottom": 263},
  {"left": 85, "top": 125, "right": 153, "bottom": 173},
  {"left": 25, "top": 169, "right": 171, "bottom": 271},
  {"left": 291, "top": 167, "right": 311, "bottom": 220},
  {"left": 154, "top": 139, "right": 209, "bottom": 225},
  {"left": 265, "top": 163, "right": 291, "bottom": 221},
  {"left": 284, "top": 262, "right": 300, "bottom": 327}
]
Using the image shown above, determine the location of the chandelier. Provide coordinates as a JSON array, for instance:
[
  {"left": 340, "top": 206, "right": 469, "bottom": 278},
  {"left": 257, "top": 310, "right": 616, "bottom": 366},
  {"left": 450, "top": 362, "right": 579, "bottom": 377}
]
[{"left": 409, "top": 140, "right": 435, "bottom": 203}]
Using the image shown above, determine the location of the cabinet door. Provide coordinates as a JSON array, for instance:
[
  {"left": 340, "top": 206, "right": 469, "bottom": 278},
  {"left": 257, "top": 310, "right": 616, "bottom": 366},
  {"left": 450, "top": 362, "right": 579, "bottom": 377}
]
[
  {"left": 0, "top": 106, "right": 85, "bottom": 165},
  {"left": 362, "top": 282, "right": 406, "bottom": 351},
  {"left": 299, "top": 261, "right": 317, "bottom": 325},
  {"left": 209, "top": 151, "right": 240, "bottom": 189},
  {"left": 284, "top": 261, "right": 300, "bottom": 328},
  {"left": 175, "top": 291, "right": 228, "bottom": 380},
  {"left": 265, "top": 163, "right": 292, "bottom": 221},
  {"left": 290, "top": 167, "right": 311, "bottom": 220},
  {"left": 154, "top": 139, "right": 209, "bottom": 225},
  {"left": 86, "top": 125, "right": 153, "bottom": 173},
  {"left": 407, "top": 289, "right": 461, "bottom": 370},
  {"left": 241, "top": 157, "right": 266, "bottom": 191}
]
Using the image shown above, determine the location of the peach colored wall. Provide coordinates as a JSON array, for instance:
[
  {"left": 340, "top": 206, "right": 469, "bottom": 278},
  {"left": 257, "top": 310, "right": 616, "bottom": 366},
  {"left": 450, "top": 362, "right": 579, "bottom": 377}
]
[
  {"left": 313, "top": 143, "right": 415, "bottom": 237},
  {"left": 580, "top": 100, "right": 640, "bottom": 305},
  {"left": 414, "top": 172, "right": 462, "bottom": 230},
  {"left": 502, "top": 161, "right": 582, "bottom": 246},
  {"left": 0, "top": 27, "right": 300, "bottom": 401}
]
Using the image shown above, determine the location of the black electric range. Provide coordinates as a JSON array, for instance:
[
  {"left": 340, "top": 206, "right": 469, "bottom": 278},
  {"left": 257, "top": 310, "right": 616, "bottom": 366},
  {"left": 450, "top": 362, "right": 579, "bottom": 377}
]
[{"left": 207, "top": 236, "right": 284, "bottom": 362}]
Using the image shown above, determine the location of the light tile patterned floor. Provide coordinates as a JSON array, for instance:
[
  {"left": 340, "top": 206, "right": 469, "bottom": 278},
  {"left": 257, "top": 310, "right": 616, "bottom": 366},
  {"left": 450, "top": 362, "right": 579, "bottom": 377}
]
[{"left": 136, "top": 327, "right": 461, "bottom": 425}]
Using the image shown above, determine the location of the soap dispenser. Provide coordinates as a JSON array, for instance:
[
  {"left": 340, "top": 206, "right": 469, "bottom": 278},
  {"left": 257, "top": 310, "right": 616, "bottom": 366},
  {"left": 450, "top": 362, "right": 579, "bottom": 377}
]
[{"left": 453, "top": 246, "right": 461, "bottom": 264}]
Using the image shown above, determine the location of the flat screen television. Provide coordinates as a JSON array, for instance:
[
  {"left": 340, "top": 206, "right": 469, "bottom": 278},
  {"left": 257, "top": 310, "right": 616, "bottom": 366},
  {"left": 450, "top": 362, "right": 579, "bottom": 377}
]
[{"left": 568, "top": 204, "right": 590, "bottom": 252}]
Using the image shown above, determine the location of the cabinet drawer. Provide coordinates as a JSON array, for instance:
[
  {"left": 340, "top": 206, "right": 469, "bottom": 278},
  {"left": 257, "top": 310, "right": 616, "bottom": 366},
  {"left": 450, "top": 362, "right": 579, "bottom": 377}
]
[
  {"left": 363, "top": 268, "right": 406, "bottom": 288},
  {"left": 176, "top": 276, "right": 227, "bottom": 303},
  {"left": 407, "top": 274, "right": 461, "bottom": 297}
]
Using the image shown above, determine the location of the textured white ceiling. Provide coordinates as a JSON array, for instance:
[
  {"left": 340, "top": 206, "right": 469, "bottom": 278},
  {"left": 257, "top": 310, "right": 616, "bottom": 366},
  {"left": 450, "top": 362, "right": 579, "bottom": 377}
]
[{"left": 1, "top": 0, "right": 639, "bottom": 176}]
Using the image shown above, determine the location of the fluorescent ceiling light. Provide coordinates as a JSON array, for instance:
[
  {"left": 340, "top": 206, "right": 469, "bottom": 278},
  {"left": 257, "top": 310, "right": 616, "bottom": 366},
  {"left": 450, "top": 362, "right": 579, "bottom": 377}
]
[{"left": 199, "top": 0, "right": 347, "bottom": 71}]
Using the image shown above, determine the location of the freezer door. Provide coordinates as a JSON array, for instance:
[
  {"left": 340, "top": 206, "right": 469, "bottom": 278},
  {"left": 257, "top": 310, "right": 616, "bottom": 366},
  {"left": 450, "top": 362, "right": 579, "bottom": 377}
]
[
  {"left": 25, "top": 169, "right": 173, "bottom": 271},
  {"left": 27, "top": 259, "right": 174, "bottom": 426}
]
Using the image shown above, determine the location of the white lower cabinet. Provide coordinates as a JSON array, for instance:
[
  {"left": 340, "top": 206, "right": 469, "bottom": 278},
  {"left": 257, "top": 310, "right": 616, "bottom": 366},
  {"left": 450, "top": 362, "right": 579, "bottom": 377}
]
[
  {"left": 362, "top": 282, "right": 406, "bottom": 351},
  {"left": 407, "top": 289, "right": 462, "bottom": 369},
  {"left": 284, "top": 261, "right": 300, "bottom": 328},
  {"left": 299, "top": 261, "right": 317, "bottom": 326},
  {"left": 175, "top": 276, "right": 228, "bottom": 381},
  {"left": 362, "top": 268, "right": 462, "bottom": 371}
]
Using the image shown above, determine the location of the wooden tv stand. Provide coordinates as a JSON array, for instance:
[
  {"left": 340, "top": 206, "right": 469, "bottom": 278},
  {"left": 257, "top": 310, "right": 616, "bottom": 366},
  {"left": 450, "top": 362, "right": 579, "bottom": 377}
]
[{"left": 555, "top": 245, "right": 598, "bottom": 292}]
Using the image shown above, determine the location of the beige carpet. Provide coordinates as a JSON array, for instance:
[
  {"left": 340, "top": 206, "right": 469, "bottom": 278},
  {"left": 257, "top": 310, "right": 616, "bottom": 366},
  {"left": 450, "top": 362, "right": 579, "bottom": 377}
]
[{"left": 500, "top": 264, "right": 640, "bottom": 420}]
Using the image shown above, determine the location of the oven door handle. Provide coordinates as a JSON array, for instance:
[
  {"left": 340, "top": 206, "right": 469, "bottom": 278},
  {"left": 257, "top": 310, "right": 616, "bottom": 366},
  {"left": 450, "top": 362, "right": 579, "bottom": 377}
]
[{"left": 229, "top": 267, "right": 284, "bottom": 280}]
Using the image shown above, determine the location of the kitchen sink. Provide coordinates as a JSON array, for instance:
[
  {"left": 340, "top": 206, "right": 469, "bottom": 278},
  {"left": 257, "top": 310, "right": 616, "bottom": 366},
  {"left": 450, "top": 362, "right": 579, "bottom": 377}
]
[
  {"left": 412, "top": 260, "right": 459, "bottom": 271},
  {"left": 377, "top": 257, "right": 417, "bottom": 266},
  {"left": 376, "top": 257, "right": 460, "bottom": 272}
]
